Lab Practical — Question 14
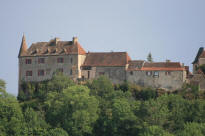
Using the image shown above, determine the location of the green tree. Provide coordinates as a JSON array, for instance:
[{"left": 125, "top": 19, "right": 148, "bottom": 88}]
[
  {"left": 0, "top": 93, "right": 25, "bottom": 136},
  {"left": 48, "top": 128, "right": 69, "bottom": 136},
  {"left": 88, "top": 76, "right": 114, "bottom": 99},
  {"left": 45, "top": 85, "right": 99, "bottom": 136},
  {"left": 140, "top": 125, "right": 173, "bottom": 136},
  {"left": 147, "top": 52, "right": 153, "bottom": 62},
  {"left": 177, "top": 123, "right": 205, "bottom": 136},
  {"left": 46, "top": 72, "right": 74, "bottom": 92},
  {"left": 23, "top": 107, "right": 49, "bottom": 135},
  {"left": 0, "top": 79, "right": 6, "bottom": 94}
]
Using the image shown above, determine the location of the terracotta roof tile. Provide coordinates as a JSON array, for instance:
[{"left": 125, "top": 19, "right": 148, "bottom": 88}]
[
  {"left": 82, "top": 52, "right": 130, "bottom": 67},
  {"left": 141, "top": 62, "right": 185, "bottom": 71},
  {"left": 21, "top": 38, "right": 86, "bottom": 57},
  {"left": 128, "top": 60, "right": 145, "bottom": 70},
  {"left": 128, "top": 62, "right": 185, "bottom": 71}
]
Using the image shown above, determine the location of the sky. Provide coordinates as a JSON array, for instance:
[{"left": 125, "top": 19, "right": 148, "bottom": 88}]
[{"left": 0, "top": 0, "right": 205, "bottom": 96}]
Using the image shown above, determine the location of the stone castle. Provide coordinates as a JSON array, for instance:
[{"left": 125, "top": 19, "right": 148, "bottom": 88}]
[{"left": 18, "top": 35, "right": 205, "bottom": 92}]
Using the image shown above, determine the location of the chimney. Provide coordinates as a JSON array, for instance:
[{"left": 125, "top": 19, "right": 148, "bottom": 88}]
[
  {"left": 55, "top": 37, "right": 60, "bottom": 45},
  {"left": 73, "top": 37, "right": 78, "bottom": 45}
]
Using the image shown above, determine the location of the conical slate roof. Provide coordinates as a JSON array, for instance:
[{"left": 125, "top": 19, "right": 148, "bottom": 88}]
[{"left": 18, "top": 34, "right": 28, "bottom": 57}]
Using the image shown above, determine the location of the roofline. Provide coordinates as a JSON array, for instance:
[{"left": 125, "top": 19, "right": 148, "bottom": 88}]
[
  {"left": 18, "top": 53, "right": 82, "bottom": 58},
  {"left": 127, "top": 68, "right": 185, "bottom": 71},
  {"left": 81, "top": 65, "right": 126, "bottom": 67},
  {"left": 86, "top": 51, "right": 128, "bottom": 54}
]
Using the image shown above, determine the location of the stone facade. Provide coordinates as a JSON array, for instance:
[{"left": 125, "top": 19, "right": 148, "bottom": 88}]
[
  {"left": 18, "top": 36, "right": 86, "bottom": 92},
  {"left": 19, "top": 54, "right": 82, "bottom": 82},
  {"left": 126, "top": 70, "right": 186, "bottom": 90},
  {"left": 190, "top": 47, "right": 205, "bottom": 90},
  {"left": 81, "top": 66, "right": 126, "bottom": 84},
  {"left": 18, "top": 35, "right": 187, "bottom": 93}
]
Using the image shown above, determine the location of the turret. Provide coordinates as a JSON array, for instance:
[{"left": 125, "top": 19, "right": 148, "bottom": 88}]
[{"left": 18, "top": 34, "right": 28, "bottom": 57}]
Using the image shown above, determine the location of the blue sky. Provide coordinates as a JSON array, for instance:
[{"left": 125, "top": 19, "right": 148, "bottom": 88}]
[{"left": 0, "top": 0, "right": 205, "bottom": 95}]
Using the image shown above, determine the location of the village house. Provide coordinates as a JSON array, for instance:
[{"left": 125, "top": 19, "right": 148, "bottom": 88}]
[
  {"left": 189, "top": 47, "right": 205, "bottom": 90},
  {"left": 18, "top": 35, "right": 187, "bottom": 92}
]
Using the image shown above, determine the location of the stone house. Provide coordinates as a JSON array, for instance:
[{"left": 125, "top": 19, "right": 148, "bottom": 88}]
[
  {"left": 18, "top": 35, "right": 187, "bottom": 92},
  {"left": 81, "top": 52, "right": 131, "bottom": 83},
  {"left": 18, "top": 35, "right": 86, "bottom": 89},
  {"left": 189, "top": 47, "right": 205, "bottom": 90},
  {"left": 126, "top": 61, "right": 186, "bottom": 90}
]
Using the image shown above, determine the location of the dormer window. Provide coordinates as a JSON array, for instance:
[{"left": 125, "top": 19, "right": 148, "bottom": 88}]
[
  {"left": 25, "top": 59, "right": 32, "bottom": 64},
  {"left": 38, "top": 58, "right": 45, "bottom": 64},
  {"left": 57, "top": 58, "right": 64, "bottom": 63}
]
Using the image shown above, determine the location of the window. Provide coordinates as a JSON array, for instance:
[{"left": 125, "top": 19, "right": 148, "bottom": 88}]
[
  {"left": 153, "top": 71, "right": 159, "bottom": 77},
  {"left": 70, "top": 69, "right": 72, "bottom": 75},
  {"left": 57, "top": 57, "right": 64, "bottom": 63},
  {"left": 165, "top": 71, "right": 171, "bottom": 75},
  {"left": 130, "top": 71, "right": 133, "bottom": 75},
  {"left": 146, "top": 71, "right": 152, "bottom": 76},
  {"left": 38, "top": 58, "right": 45, "bottom": 64},
  {"left": 26, "top": 71, "right": 32, "bottom": 76},
  {"left": 25, "top": 59, "right": 32, "bottom": 64},
  {"left": 38, "top": 70, "right": 44, "bottom": 76}
]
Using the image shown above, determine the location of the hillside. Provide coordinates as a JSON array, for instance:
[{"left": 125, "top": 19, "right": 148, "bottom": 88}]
[{"left": 1, "top": 74, "right": 205, "bottom": 136}]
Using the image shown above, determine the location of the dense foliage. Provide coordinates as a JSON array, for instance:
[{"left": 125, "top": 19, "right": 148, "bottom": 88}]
[{"left": 1, "top": 75, "right": 205, "bottom": 136}]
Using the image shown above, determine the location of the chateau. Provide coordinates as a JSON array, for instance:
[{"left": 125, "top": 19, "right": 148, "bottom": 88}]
[{"left": 19, "top": 35, "right": 197, "bottom": 92}]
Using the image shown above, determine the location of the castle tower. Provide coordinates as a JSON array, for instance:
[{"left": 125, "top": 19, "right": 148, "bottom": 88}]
[{"left": 18, "top": 34, "right": 28, "bottom": 57}]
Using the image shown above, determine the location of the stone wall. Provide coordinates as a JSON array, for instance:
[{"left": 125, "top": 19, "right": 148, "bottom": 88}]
[
  {"left": 81, "top": 66, "right": 126, "bottom": 84},
  {"left": 199, "top": 58, "right": 205, "bottom": 66},
  {"left": 19, "top": 54, "right": 79, "bottom": 82},
  {"left": 77, "top": 55, "right": 86, "bottom": 78},
  {"left": 126, "top": 70, "right": 186, "bottom": 90}
]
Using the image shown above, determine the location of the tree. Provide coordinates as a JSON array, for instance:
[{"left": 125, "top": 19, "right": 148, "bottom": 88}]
[
  {"left": 46, "top": 72, "right": 74, "bottom": 93},
  {"left": 140, "top": 125, "right": 173, "bottom": 136},
  {"left": 48, "top": 128, "right": 69, "bottom": 136},
  {"left": 0, "top": 79, "right": 6, "bottom": 95},
  {"left": 0, "top": 93, "right": 26, "bottom": 136},
  {"left": 23, "top": 107, "right": 49, "bottom": 135},
  {"left": 177, "top": 123, "right": 205, "bottom": 136},
  {"left": 45, "top": 85, "right": 99, "bottom": 136},
  {"left": 147, "top": 52, "right": 153, "bottom": 62},
  {"left": 88, "top": 76, "right": 114, "bottom": 99}
]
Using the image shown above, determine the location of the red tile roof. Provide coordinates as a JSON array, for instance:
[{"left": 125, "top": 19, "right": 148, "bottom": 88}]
[
  {"left": 20, "top": 37, "right": 86, "bottom": 57},
  {"left": 82, "top": 52, "right": 131, "bottom": 67},
  {"left": 128, "top": 60, "right": 145, "bottom": 70},
  {"left": 141, "top": 62, "right": 185, "bottom": 71},
  {"left": 127, "top": 62, "right": 185, "bottom": 71}
]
